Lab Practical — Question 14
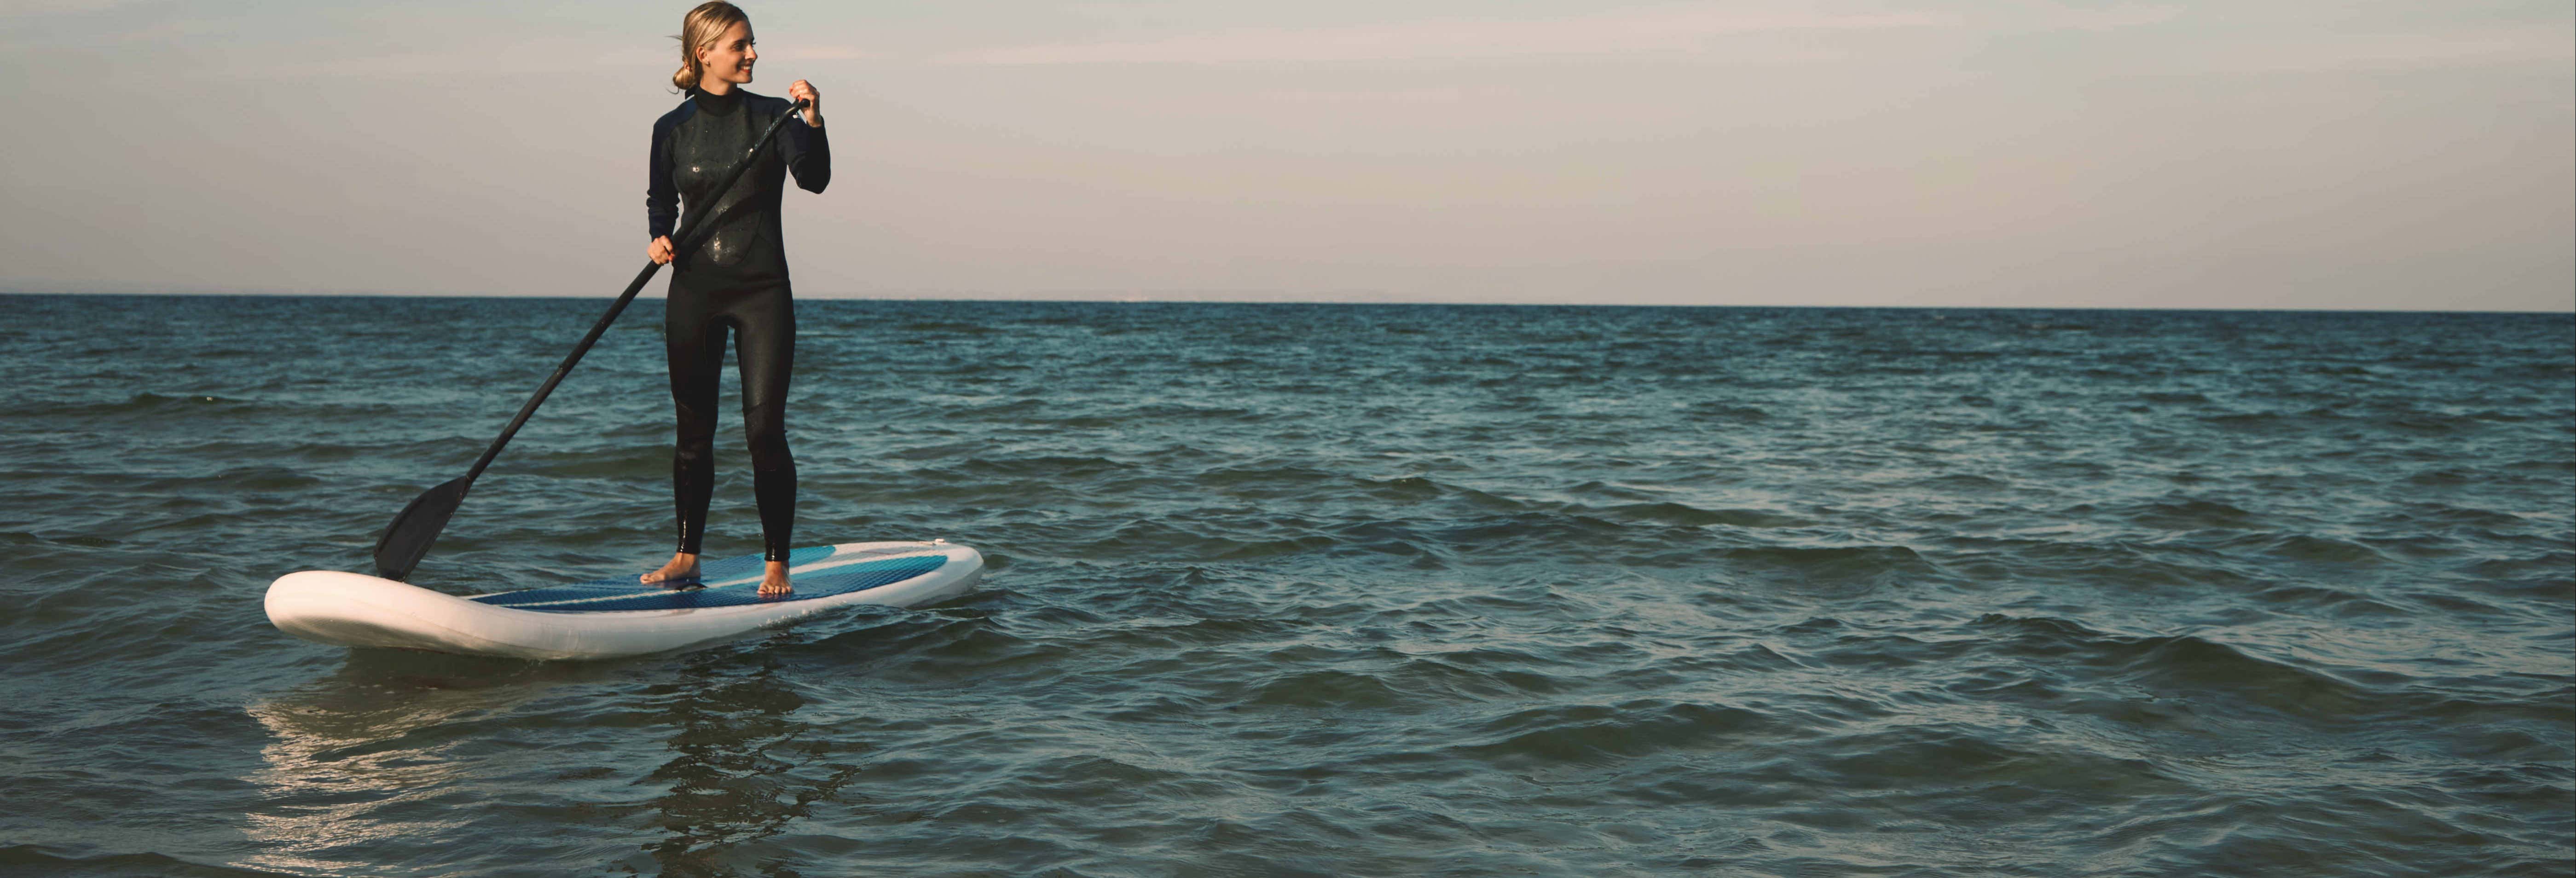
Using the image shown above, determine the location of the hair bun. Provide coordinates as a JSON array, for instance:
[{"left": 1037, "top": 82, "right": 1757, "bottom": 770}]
[{"left": 670, "top": 2, "right": 747, "bottom": 94}]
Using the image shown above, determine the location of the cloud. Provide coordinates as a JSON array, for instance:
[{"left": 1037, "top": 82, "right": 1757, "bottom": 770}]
[{"left": 931, "top": 6, "right": 1961, "bottom": 66}]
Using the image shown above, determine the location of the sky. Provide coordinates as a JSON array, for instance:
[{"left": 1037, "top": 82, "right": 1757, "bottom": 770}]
[{"left": 1, "top": 0, "right": 2569, "bottom": 310}]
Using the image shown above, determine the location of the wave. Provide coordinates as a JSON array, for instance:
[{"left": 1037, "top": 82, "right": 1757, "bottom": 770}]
[
  {"left": 14, "top": 393, "right": 406, "bottom": 423},
  {"left": 953, "top": 455, "right": 1132, "bottom": 479},
  {"left": 2141, "top": 391, "right": 2213, "bottom": 404},
  {"left": 1603, "top": 502, "right": 1809, "bottom": 529},
  {"left": 2250, "top": 534, "right": 2391, "bottom": 566},
  {"left": 1440, "top": 699, "right": 1776, "bottom": 768},
  {"left": 0, "top": 844, "right": 287, "bottom": 877},
  {"left": 1717, "top": 545, "right": 1937, "bottom": 592},
  {"left": 1247, "top": 669, "right": 1403, "bottom": 709},
  {"left": 892, "top": 320, "right": 996, "bottom": 334},
  {"left": 490, "top": 446, "right": 667, "bottom": 480},
  {"left": 2248, "top": 583, "right": 2407, "bottom": 618},
  {"left": 1965, "top": 614, "right": 2441, "bottom": 726},
  {"left": 2119, "top": 497, "right": 2260, "bottom": 530}
]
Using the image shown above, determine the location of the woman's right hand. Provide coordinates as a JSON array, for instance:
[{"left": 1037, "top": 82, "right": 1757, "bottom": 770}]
[{"left": 647, "top": 236, "right": 675, "bottom": 265}]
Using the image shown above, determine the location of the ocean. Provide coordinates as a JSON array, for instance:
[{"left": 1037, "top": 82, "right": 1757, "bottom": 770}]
[{"left": 2, "top": 294, "right": 2570, "bottom": 876}]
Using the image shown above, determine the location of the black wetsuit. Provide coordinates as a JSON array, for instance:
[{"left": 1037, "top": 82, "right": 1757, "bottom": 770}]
[{"left": 646, "top": 87, "right": 830, "bottom": 562}]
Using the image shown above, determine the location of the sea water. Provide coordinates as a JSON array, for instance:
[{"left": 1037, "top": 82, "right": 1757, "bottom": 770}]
[{"left": 1, "top": 295, "right": 2569, "bottom": 876}]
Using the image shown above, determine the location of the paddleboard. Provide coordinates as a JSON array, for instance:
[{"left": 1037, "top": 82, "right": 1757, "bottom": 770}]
[{"left": 266, "top": 540, "right": 982, "bottom": 660}]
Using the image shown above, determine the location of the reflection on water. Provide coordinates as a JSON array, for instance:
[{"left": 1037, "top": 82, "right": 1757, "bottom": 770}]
[
  {"left": 240, "top": 651, "right": 617, "bottom": 875},
  {"left": 240, "top": 645, "right": 877, "bottom": 877},
  {"left": 637, "top": 650, "right": 864, "bottom": 878}
]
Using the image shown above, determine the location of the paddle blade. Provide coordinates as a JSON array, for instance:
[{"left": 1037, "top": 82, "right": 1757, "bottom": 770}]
[{"left": 373, "top": 477, "right": 469, "bottom": 581}]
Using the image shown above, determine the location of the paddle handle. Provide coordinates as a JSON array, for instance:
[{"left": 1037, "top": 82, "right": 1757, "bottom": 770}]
[{"left": 459, "top": 98, "right": 810, "bottom": 487}]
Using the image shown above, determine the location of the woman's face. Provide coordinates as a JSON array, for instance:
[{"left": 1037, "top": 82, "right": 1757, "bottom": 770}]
[{"left": 697, "top": 20, "right": 757, "bottom": 87}]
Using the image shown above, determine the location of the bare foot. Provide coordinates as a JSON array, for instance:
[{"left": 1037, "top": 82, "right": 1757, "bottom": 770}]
[
  {"left": 642, "top": 551, "right": 700, "bottom": 587},
  {"left": 757, "top": 560, "right": 792, "bottom": 598}
]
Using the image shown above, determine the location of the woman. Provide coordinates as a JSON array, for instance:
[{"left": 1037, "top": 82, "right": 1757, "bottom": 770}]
[{"left": 639, "top": 1, "right": 829, "bottom": 597}]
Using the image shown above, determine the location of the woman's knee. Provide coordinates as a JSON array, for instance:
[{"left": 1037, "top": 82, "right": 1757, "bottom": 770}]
[
  {"left": 673, "top": 429, "right": 717, "bottom": 464},
  {"left": 744, "top": 420, "right": 793, "bottom": 469}
]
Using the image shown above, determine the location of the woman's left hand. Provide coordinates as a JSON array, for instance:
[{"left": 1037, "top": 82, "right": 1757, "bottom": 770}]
[{"left": 788, "top": 80, "right": 822, "bottom": 127}]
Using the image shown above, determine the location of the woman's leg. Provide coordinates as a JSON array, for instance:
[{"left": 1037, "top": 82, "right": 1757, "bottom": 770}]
[
  {"left": 731, "top": 285, "right": 797, "bottom": 593},
  {"left": 654, "top": 283, "right": 728, "bottom": 583}
]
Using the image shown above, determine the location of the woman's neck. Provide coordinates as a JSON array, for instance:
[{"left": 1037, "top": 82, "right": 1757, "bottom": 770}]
[{"left": 699, "top": 79, "right": 735, "bottom": 96}]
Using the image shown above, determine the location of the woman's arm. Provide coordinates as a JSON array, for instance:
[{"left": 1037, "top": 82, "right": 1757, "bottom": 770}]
[
  {"left": 646, "top": 114, "right": 678, "bottom": 262},
  {"left": 784, "top": 79, "right": 830, "bottom": 194}
]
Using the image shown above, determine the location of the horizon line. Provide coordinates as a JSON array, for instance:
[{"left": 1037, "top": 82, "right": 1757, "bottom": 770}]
[{"left": 4, "top": 289, "right": 2570, "bottom": 316}]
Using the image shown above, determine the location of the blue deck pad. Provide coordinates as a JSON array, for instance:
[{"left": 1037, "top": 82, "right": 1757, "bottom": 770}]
[
  {"left": 471, "top": 548, "right": 945, "bottom": 613},
  {"left": 694, "top": 544, "right": 837, "bottom": 584}
]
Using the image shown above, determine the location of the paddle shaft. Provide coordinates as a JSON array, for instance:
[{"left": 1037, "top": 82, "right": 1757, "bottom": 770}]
[{"left": 459, "top": 98, "right": 809, "bottom": 488}]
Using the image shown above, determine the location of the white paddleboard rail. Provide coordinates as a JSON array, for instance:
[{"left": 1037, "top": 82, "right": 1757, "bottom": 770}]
[{"left": 266, "top": 540, "right": 983, "bottom": 660}]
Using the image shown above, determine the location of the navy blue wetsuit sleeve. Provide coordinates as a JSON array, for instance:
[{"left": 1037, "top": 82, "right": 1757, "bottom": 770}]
[
  {"left": 784, "top": 116, "right": 830, "bottom": 194},
  {"left": 647, "top": 116, "right": 678, "bottom": 240}
]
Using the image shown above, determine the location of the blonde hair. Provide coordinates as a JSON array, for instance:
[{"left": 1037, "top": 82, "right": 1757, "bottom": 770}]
[{"left": 671, "top": 2, "right": 751, "bottom": 92}]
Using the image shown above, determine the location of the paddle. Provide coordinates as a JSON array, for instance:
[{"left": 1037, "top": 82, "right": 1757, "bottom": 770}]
[{"left": 371, "top": 98, "right": 811, "bottom": 582}]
